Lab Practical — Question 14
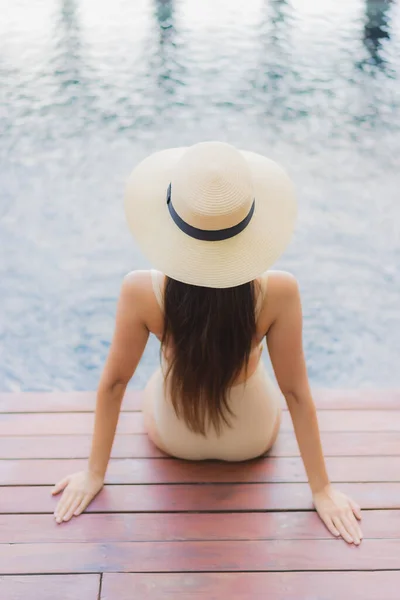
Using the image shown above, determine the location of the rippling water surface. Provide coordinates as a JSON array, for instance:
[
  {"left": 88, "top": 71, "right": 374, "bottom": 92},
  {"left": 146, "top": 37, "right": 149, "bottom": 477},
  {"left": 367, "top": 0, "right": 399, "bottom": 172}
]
[{"left": 0, "top": 0, "right": 399, "bottom": 391}]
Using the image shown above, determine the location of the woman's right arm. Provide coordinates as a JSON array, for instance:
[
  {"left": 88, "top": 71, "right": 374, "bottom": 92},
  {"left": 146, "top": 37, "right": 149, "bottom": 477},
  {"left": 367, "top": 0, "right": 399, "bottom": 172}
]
[
  {"left": 51, "top": 272, "right": 150, "bottom": 523},
  {"left": 266, "top": 272, "right": 362, "bottom": 545}
]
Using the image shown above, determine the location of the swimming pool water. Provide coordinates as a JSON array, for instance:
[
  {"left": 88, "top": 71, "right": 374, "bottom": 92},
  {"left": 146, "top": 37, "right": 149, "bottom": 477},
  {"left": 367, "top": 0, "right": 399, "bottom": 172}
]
[{"left": 0, "top": 0, "right": 399, "bottom": 391}]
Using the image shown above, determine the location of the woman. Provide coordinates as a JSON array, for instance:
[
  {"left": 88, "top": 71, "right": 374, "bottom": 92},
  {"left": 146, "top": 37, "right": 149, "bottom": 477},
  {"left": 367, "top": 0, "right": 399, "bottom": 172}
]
[{"left": 52, "top": 142, "right": 362, "bottom": 545}]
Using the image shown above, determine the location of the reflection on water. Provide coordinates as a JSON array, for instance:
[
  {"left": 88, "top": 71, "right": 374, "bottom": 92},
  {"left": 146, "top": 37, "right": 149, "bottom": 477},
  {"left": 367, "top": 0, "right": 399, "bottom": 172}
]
[
  {"left": 363, "top": 0, "right": 393, "bottom": 65},
  {"left": 154, "top": 0, "right": 178, "bottom": 93},
  {"left": 0, "top": 0, "right": 399, "bottom": 391},
  {"left": 155, "top": 0, "right": 174, "bottom": 28}
]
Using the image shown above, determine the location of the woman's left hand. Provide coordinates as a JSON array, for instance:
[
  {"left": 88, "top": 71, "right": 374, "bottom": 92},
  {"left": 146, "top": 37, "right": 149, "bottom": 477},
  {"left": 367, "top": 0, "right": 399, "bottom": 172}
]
[{"left": 312, "top": 484, "right": 363, "bottom": 545}]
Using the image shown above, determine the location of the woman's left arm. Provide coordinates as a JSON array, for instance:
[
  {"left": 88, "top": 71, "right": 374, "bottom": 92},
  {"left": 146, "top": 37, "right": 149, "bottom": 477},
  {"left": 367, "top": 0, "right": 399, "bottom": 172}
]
[
  {"left": 52, "top": 272, "right": 149, "bottom": 522},
  {"left": 267, "top": 273, "right": 363, "bottom": 545}
]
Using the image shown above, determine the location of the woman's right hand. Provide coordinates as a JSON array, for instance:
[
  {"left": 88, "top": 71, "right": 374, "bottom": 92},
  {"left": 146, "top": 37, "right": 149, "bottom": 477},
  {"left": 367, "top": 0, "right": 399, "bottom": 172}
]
[{"left": 51, "top": 470, "right": 104, "bottom": 523}]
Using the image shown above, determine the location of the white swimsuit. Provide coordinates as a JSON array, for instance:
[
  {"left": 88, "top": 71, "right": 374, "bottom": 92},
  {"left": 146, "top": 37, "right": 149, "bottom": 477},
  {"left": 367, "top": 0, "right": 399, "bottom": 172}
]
[{"left": 144, "top": 270, "right": 282, "bottom": 461}]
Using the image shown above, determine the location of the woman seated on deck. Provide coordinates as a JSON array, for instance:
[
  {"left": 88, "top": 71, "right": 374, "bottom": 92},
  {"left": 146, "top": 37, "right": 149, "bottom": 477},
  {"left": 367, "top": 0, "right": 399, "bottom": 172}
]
[{"left": 52, "top": 142, "right": 362, "bottom": 545}]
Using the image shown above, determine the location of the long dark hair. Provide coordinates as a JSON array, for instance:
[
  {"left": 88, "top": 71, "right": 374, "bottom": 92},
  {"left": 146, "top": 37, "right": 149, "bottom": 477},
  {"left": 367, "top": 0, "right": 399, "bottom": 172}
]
[{"left": 161, "top": 277, "right": 258, "bottom": 436}]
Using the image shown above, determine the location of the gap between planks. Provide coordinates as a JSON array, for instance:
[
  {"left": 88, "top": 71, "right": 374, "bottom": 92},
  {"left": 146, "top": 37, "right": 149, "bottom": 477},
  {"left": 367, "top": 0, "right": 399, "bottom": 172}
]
[
  {"left": 2, "top": 431, "right": 400, "bottom": 460},
  {"left": 3, "top": 539, "right": 400, "bottom": 574},
  {"left": 1, "top": 510, "right": 399, "bottom": 544},
  {"left": 2, "top": 482, "right": 400, "bottom": 513},
  {"left": 1, "top": 389, "right": 399, "bottom": 413},
  {"left": 2, "top": 410, "right": 400, "bottom": 437},
  {"left": 1, "top": 456, "right": 400, "bottom": 486}
]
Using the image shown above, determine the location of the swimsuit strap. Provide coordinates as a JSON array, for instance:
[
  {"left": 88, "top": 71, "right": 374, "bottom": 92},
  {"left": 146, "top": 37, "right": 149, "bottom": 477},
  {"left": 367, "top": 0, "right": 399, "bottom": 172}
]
[
  {"left": 255, "top": 272, "right": 269, "bottom": 319},
  {"left": 151, "top": 269, "right": 164, "bottom": 310}
]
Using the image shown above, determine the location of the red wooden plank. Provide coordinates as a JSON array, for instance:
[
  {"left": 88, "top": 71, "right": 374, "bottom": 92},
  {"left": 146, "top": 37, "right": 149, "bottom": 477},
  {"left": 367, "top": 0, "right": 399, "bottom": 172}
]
[
  {"left": 2, "top": 431, "right": 400, "bottom": 459},
  {"left": 1, "top": 482, "right": 399, "bottom": 514},
  {"left": 0, "top": 575, "right": 100, "bottom": 600},
  {"left": 1, "top": 389, "right": 399, "bottom": 413},
  {"left": 2, "top": 410, "right": 400, "bottom": 436},
  {"left": 0, "top": 391, "right": 141, "bottom": 413},
  {"left": 1, "top": 456, "right": 399, "bottom": 486},
  {"left": 295, "top": 408, "right": 400, "bottom": 431},
  {"left": 311, "top": 389, "right": 400, "bottom": 410},
  {"left": 2, "top": 539, "right": 400, "bottom": 574},
  {"left": 274, "top": 431, "right": 400, "bottom": 457},
  {"left": 1, "top": 510, "right": 398, "bottom": 544},
  {"left": 0, "top": 412, "right": 140, "bottom": 435},
  {"left": 101, "top": 571, "right": 400, "bottom": 600},
  {"left": 0, "top": 434, "right": 166, "bottom": 459}
]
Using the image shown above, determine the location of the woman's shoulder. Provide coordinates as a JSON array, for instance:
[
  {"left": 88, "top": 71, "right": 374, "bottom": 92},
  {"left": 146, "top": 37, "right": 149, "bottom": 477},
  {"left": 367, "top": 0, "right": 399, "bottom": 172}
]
[
  {"left": 123, "top": 269, "right": 152, "bottom": 288},
  {"left": 265, "top": 270, "right": 298, "bottom": 291},
  {"left": 259, "top": 270, "right": 300, "bottom": 314},
  {"left": 122, "top": 269, "right": 165, "bottom": 308},
  {"left": 120, "top": 269, "right": 158, "bottom": 304}
]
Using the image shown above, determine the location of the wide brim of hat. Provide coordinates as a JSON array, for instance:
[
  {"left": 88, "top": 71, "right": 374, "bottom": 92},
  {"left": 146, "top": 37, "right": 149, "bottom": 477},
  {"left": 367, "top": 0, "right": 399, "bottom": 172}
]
[{"left": 124, "top": 147, "right": 297, "bottom": 288}]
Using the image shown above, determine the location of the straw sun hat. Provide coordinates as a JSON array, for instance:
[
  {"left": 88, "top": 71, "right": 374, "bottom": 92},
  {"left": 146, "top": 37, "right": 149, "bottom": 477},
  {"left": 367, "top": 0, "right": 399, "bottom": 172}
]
[{"left": 124, "top": 141, "right": 297, "bottom": 288}]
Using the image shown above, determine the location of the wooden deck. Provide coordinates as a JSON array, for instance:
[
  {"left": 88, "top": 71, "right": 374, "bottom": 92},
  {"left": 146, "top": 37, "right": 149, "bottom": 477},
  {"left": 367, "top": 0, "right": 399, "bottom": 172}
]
[{"left": 1, "top": 390, "right": 400, "bottom": 599}]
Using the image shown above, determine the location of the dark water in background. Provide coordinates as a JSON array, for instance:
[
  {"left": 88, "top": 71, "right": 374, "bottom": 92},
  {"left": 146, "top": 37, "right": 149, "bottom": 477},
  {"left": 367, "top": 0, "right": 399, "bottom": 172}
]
[{"left": 0, "top": 0, "right": 399, "bottom": 392}]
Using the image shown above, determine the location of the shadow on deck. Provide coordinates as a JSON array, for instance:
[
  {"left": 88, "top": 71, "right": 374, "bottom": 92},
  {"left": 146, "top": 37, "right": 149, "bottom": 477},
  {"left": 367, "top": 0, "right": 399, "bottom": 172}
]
[{"left": 1, "top": 390, "right": 400, "bottom": 599}]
